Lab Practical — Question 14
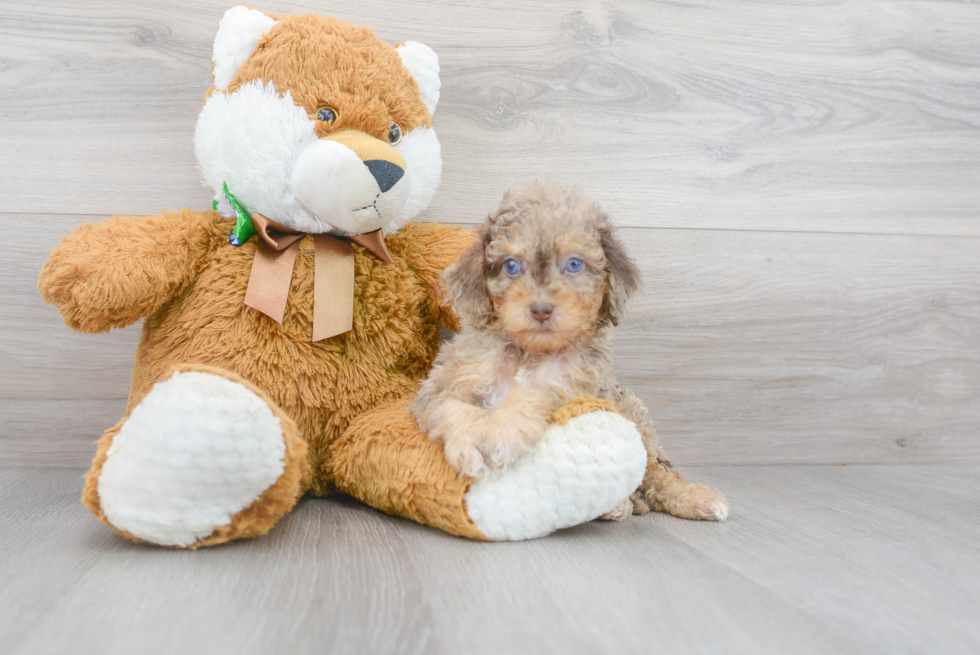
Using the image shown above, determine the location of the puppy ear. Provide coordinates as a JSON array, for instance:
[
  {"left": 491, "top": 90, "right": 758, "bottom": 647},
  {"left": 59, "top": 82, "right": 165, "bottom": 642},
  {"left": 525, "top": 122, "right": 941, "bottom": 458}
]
[
  {"left": 599, "top": 221, "right": 641, "bottom": 326},
  {"left": 442, "top": 228, "right": 492, "bottom": 329}
]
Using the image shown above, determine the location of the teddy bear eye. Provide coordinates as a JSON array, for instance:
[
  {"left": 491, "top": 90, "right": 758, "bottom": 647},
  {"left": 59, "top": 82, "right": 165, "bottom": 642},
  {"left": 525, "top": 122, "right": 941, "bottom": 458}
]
[
  {"left": 503, "top": 258, "right": 521, "bottom": 276},
  {"left": 316, "top": 107, "right": 338, "bottom": 123},
  {"left": 565, "top": 257, "right": 584, "bottom": 274},
  {"left": 388, "top": 123, "right": 402, "bottom": 144}
]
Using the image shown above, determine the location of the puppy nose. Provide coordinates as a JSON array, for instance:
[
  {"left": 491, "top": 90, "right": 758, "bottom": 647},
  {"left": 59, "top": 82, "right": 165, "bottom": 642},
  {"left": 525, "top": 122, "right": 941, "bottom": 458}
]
[
  {"left": 363, "top": 159, "right": 405, "bottom": 193},
  {"left": 530, "top": 302, "right": 554, "bottom": 322}
]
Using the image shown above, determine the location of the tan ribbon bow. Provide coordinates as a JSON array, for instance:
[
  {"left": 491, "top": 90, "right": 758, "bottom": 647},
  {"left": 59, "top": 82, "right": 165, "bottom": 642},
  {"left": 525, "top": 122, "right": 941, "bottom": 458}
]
[{"left": 243, "top": 213, "right": 392, "bottom": 342}]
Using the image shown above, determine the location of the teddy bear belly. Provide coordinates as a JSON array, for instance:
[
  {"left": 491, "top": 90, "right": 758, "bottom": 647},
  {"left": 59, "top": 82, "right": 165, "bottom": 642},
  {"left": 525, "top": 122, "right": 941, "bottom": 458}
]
[{"left": 125, "top": 295, "right": 437, "bottom": 493}]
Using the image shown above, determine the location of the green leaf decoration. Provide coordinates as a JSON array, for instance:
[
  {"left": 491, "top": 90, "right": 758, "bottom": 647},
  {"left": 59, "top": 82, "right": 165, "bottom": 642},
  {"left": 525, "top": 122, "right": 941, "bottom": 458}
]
[{"left": 223, "top": 182, "right": 256, "bottom": 246}]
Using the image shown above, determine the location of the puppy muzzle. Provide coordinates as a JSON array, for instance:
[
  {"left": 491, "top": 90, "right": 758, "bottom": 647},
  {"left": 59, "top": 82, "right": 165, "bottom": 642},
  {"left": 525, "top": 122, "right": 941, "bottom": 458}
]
[{"left": 289, "top": 130, "right": 410, "bottom": 234}]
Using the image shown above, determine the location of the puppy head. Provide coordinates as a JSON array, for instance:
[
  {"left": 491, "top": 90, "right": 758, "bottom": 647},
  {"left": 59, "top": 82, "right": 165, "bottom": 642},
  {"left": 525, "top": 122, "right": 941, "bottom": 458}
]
[{"left": 444, "top": 181, "right": 640, "bottom": 354}]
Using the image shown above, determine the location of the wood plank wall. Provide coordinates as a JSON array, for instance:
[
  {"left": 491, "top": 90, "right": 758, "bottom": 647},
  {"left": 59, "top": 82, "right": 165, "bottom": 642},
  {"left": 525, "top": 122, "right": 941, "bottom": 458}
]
[{"left": 2, "top": 0, "right": 978, "bottom": 467}]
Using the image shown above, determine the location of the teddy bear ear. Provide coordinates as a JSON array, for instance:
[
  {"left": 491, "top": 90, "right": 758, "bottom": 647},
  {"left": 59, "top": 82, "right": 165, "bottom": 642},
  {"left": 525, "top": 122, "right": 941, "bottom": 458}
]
[
  {"left": 397, "top": 41, "right": 441, "bottom": 116},
  {"left": 211, "top": 6, "right": 278, "bottom": 92}
]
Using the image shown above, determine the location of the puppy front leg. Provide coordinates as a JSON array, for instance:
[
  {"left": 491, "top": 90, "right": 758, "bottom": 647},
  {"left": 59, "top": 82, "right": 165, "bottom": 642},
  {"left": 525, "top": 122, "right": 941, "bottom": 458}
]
[
  {"left": 431, "top": 390, "right": 552, "bottom": 479},
  {"left": 480, "top": 389, "right": 553, "bottom": 471},
  {"left": 417, "top": 396, "right": 492, "bottom": 479}
]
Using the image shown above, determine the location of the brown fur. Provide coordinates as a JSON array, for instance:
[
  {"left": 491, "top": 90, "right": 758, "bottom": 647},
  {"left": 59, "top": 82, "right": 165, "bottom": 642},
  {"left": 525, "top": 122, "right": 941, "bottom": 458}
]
[
  {"left": 229, "top": 14, "right": 431, "bottom": 142},
  {"left": 411, "top": 181, "right": 729, "bottom": 520},
  {"left": 39, "top": 11, "right": 502, "bottom": 548},
  {"left": 37, "top": 11, "right": 498, "bottom": 548},
  {"left": 39, "top": 209, "right": 214, "bottom": 333},
  {"left": 609, "top": 385, "right": 729, "bottom": 520},
  {"left": 41, "top": 210, "right": 477, "bottom": 538},
  {"left": 550, "top": 396, "right": 620, "bottom": 425},
  {"left": 330, "top": 397, "right": 489, "bottom": 541},
  {"left": 330, "top": 394, "right": 628, "bottom": 539}
]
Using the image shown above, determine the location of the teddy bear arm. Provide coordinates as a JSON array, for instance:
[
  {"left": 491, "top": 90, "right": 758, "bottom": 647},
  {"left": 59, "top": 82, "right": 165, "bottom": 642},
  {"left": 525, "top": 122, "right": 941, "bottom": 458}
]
[
  {"left": 399, "top": 223, "right": 478, "bottom": 331},
  {"left": 39, "top": 209, "right": 218, "bottom": 333}
]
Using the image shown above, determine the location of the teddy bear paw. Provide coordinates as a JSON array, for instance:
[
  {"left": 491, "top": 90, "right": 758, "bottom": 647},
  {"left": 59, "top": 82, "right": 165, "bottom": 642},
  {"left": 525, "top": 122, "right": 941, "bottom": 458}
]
[
  {"left": 463, "top": 409, "right": 646, "bottom": 541},
  {"left": 95, "top": 370, "right": 292, "bottom": 547}
]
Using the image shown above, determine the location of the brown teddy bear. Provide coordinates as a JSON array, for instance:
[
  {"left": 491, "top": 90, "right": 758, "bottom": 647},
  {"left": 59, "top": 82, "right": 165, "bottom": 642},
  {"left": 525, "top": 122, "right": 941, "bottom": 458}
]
[{"left": 39, "top": 7, "right": 723, "bottom": 548}]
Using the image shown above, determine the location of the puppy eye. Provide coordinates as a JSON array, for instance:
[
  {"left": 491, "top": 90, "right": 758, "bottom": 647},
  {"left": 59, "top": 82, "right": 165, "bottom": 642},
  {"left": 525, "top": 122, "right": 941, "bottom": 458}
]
[
  {"left": 503, "top": 258, "right": 521, "bottom": 276},
  {"left": 565, "top": 257, "right": 584, "bottom": 274},
  {"left": 316, "top": 107, "right": 338, "bottom": 123},
  {"left": 388, "top": 124, "right": 402, "bottom": 144}
]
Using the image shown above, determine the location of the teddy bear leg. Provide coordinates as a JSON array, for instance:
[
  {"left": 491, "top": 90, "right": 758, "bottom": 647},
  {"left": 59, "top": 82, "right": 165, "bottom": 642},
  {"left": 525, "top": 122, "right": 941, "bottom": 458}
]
[
  {"left": 327, "top": 397, "right": 488, "bottom": 540},
  {"left": 328, "top": 396, "right": 646, "bottom": 541},
  {"left": 83, "top": 364, "right": 308, "bottom": 548}
]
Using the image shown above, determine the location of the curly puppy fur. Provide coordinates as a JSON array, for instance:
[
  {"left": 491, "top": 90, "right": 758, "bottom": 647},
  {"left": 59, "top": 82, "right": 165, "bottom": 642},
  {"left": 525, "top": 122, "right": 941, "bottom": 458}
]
[{"left": 410, "top": 181, "right": 729, "bottom": 521}]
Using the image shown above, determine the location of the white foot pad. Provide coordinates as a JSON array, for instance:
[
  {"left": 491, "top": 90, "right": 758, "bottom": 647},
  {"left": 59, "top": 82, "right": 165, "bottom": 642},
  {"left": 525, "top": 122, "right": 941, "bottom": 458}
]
[
  {"left": 465, "top": 411, "right": 646, "bottom": 541},
  {"left": 98, "top": 371, "right": 286, "bottom": 546}
]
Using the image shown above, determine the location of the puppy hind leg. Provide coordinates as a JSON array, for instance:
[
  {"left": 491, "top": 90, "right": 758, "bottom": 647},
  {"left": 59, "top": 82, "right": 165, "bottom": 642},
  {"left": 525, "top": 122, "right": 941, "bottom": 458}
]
[
  {"left": 614, "top": 387, "right": 729, "bottom": 522},
  {"left": 642, "top": 461, "right": 729, "bottom": 521},
  {"left": 599, "top": 497, "right": 635, "bottom": 522}
]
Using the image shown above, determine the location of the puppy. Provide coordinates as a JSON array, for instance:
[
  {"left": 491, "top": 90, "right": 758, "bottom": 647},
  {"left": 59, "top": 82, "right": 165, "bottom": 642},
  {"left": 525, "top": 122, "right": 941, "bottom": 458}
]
[{"left": 411, "top": 181, "right": 729, "bottom": 521}]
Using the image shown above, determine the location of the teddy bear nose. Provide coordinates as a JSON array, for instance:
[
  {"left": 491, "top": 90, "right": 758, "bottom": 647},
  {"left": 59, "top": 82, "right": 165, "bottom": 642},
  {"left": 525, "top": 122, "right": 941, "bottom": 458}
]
[
  {"left": 530, "top": 302, "right": 554, "bottom": 323},
  {"left": 364, "top": 159, "right": 405, "bottom": 193}
]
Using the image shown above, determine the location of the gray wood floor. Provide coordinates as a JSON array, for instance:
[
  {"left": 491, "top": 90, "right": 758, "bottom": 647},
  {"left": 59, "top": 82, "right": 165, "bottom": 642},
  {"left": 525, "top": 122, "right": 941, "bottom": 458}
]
[{"left": 1, "top": 465, "right": 977, "bottom": 655}]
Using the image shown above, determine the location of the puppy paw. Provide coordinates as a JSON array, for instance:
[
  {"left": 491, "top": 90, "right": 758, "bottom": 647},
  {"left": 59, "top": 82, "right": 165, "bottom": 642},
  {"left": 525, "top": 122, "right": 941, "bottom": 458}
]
[
  {"left": 598, "top": 497, "right": 634, "bottom": 522},
  {"left": 443, "top": 438, "right": 491, "bottom": 479},
  {"left": 442, "top": 420, "right": 546, "bottom": 479},
  {"left": 649, "top": 483, "right": 729, "bottom": 521},
  {"left": 482, "top": 410, "right": 549, "bottom": 465},
  {"left": 482, "top": 430, "right": 529, "bottom": 470}
]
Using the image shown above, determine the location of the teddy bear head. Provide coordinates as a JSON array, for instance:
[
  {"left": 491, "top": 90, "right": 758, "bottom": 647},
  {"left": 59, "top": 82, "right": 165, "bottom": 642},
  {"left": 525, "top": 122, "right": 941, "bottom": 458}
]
[{"left": 195, "top": 6, "right": 442, "bottom": 238}]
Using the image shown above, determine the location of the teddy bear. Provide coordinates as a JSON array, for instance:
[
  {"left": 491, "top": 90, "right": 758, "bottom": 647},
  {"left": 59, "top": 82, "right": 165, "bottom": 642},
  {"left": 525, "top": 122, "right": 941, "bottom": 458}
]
[{"left": 38, "top": 7, "right": 666, "bottom": 548}]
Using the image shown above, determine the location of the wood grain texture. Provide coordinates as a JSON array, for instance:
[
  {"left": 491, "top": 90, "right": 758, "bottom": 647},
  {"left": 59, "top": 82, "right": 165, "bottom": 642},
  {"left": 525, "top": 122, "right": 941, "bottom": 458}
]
[
  {"left": 1, "top": 465, "right": 978, "bottom": 655},
  {"left": 4, "top": 215, "right": 979, "bottom": 467},
  {"left": 617, "top": 227, "right": 980, "bottom": 466},
  {"left": 0, "top": 0, "right": 978, "bottom": 234},
  {"left": 2, "top": 0, "right": 979, "bottom": 468}
]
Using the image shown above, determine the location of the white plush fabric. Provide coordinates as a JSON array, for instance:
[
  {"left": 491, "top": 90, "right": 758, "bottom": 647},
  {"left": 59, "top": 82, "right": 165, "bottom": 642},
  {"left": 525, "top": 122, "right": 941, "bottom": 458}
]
[
  {"left": 387, "top": 126, "right": 442, "bottom": 233},
  {"left": 288, "top": 138, "right": 409, "bottom": 234},
  {"left": 396, "top": 41, "right": 440, "bottom": 115},
  {"left": 212, "top": 6, "right": 277, "bottom": 92},
  {"left": 465, "top": 411, "right": 647, "bottom": 541},
  {"left": 195, "top": 79, "right": 442, "bottom": 236},
  {"left": 195, "top": 80, "right": 319, "bottom": 229},
  {"left": 198, "top": 16, "right": 444, "bottom": 237},
  {"left": 97, "top": 371, "right": 287, "bottom": 547}
]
